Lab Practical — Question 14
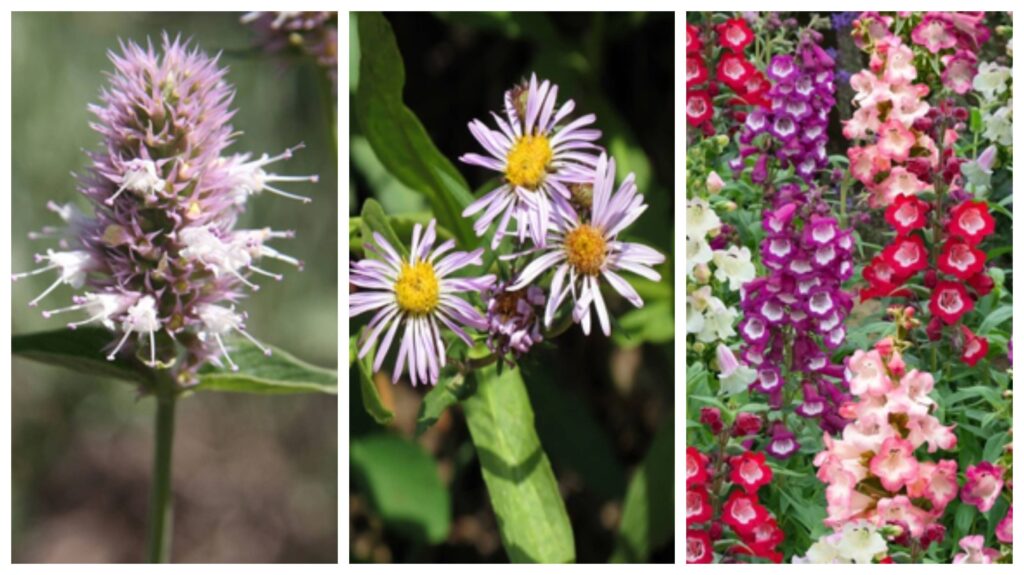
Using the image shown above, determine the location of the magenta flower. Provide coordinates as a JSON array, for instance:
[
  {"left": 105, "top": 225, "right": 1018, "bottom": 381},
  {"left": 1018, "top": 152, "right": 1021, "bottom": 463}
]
[
  {"left": 460, "top": 73, "right": 601, "bottom": 248},
  {"left": 995, "top": 505, "right": 1012, "bottom": 543},
  {"left": 13, "top": 35, "right": 315, "bottom": 382},
  {"left": 350, "top": 220, "right": 495, "bottom": 387},
  {"left": 508, "top": 153, "right": 664, "bottom": 336},
  {"left": 953, "top": 535, "right": 1000, "bottom": 564},
  {"left": 961, "top": 461, "right": 1005, "bottom": 513}
]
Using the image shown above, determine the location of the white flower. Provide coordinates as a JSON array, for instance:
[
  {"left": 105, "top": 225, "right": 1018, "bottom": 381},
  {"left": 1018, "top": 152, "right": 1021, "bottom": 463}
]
[
  {"left": 716, "top": 343, "right": 757, "bottom": 395},
  {"left": 106, "top": 159, "right": 166, "bottom": 205},
  {"left": 687, "top": 198, "right": 721, "bottom": 239},
  {"left": 226, "top": 144, "right": 318, "bottom": 205},
  {"left": 836, "top": 522, "right": 888, "bottom": 564},
  {"left": 712, "top": 246, "right": 755, "bottom": 290},
  {"left": 12, "top": 249, "right": 94, "bottom": 308},
  {"left": 197, "top": 303, "right": 272, "bottom": 371},
  {"left": 697, "top": 296, "right": 737, "bottom": 343},
  {"left": 801, "top": 533, "right": 843, "bottom": 563},
  {"left": 983, "top": 105, "right": 1012, "bottom": 146},
  {"left": 972, "top": 62, "right": 1011, "bottom": 101},
  {"left": 42, "top": 292, "right": 137, "bottom": 331},
  {"left": 686, "top": 237, "right": 713, "bottom": 277},
  {"left": 107, "top": 295, "right": 161, "bottom": 365}
]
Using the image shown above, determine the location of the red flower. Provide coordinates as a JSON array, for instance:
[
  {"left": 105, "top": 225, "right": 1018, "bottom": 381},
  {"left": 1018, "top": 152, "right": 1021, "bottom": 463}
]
[
  {"left": 861, "top": 255, "right": 910, "bottom": 300},
  {"left": 879, "top": 557, "right": 894, "bottom": 564},
  {"left": 930, "top": 281, "right": 974, "bottom": 324},
  {"left": 687, "top": 487, "right": 713, "bottom": 524},
  {"left": 960, "top": 325, "right": 989, "bottom": 366},
  {"left": 686, "top": 529, "right": 713, "bottom": 563},
  {"left": 721, "top": 490, "right": 769, "bottom": 536},
  {"left": 729, "top": 451, "right": 774, "bottom": 494},
  {"left": 687, "top": 446, "right": 710, "bottom": 486},
  {"left": 716, "top": 53, "right": 755, "bottom": 90},
  {"left": 686, "top": 91, "right": 713, "bottom": 127},
  {"left": 937, "top": 239, "right": 986, "bottom": 280},
  {"left": 716, "top": 18, "right": 754, "bottom": 53},
  {"left": 686, "top": 23, "right": 702, "bottom": 54},
  {"left": 881, "top": 235, "right": 928, "bottom": 276},
  {"left": 731, "top": 70, "right": 771, "bottom": 107},
  {"left": 743, "top": 516, "right": 784, "bottom": 550},
  {"left": 687, "top": 55, "right": 708, "bottom": 88},
  {"left": 884, "top": 195, "right": 930, "bottom": 236},
  {"left": 947, "top": 200, "right": 995, "bottom": 245},
  {"left": 967, "top": 271, "right": 994, "bottom": 296}
]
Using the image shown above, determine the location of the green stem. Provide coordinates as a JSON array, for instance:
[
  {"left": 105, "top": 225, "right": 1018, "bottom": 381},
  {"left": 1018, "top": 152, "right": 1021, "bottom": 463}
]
[{"left": 146, "top": 394, "right": 177, "bottom": 563}]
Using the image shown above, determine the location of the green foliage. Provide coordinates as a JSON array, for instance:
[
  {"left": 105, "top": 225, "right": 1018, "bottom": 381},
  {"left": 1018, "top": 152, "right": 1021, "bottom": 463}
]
[
  {"left": 351, "top": 433, "right": 451, "bottom": 544},
  {"left": 610, "top": 416, "right": 674, "bottom": 563},
  {"left": 355, "top": 12, "right": 476, "bottom": 247},
  {"left": 462, "top": 364, "right": 575, "bottom": 563}
]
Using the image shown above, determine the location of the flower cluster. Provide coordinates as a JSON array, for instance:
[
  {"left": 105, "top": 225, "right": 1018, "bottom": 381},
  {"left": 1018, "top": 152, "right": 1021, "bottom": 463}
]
[
  {"left": 351, "top": 74, "right": 664, "bottom": 385},
  {"left": 972, "top": 61, "right": 1012, "bottom": 147},
  {"left": 14, "top": 35, "right": 315, "bottom": 384},
  {"left": 793, "top": 522, "right": 890, "bottom": 563},
  {"left": 242, "top": 12, "right": 339, "bottom": 89},
  {"left": 687, "top": 411, "right": 785, "bottom": 564},
  {"left": 814, "top": 336, "right": 959, "bottom": 539},
  {"left": 738, "top": 183, "right": 855, "bottom": 440},
  {"left": 735, "top": 33, "right": 836, "bottom": 184},
  {"left": 686, "top": 18, "right": 770, "bottom": 131}
]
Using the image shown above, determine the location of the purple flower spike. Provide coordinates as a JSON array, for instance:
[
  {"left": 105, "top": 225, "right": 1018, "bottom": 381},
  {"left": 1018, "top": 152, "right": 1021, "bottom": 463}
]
[
  {"left": 767, "top": 54, "right": 797, "bottom": 83},
  {"left": 14, "top": 35, "right": 317, "bottom": 384}
]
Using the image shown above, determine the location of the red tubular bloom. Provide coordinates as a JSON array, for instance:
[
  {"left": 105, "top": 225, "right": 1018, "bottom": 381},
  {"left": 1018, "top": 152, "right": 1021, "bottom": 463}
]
[
  {"left": 929, "top": 281, "right": 974, "bottom": 324},
  {"left": 937, "top": 239, "right": 986, "bottom": 279},
  {"left": 686, "top": 91, "right": 713, "bottom": 127},
  {"left": 947, "top": 200, "right": 995, "bottom": 245},
  {"left": 721, "top": 490, "right": 769, "bottom": 536},
  {"left": 716, "top": 18, "right": 754, "bottom": 53},
  {"left": 687, "top": 487, "right": 713, "bottom": 524},
  {"left": 687, "top": 55, "right": 708, "bottom": 88},
  {"left": 729, "top": 451, "right": 774, "bottom": 494},
  {"left": 686, "top": 529, "right": 714, "bottom": 563},
  {"left": 862, "top": 255, "right": 911, "bottom": 300},
  {"left": 960, "top": 325, "right": 989, "bottom": 366},
  {"left": 687, "top": 446, "right": 710, "bottom": 486},
  {"left": 881, "top": 234, "right": 928, "bottom": 276},
  {"left": 884, "top": 195, "right": 930, "bottom": 236},
  {"left": 686, "top": 23, "right": 702, "bottom": 54},
  {"left": 716, "top": 53, "right": 755, "bottom": 90},
  {"left": 967, "top": 271, "right": 994, "bottom": 296}
]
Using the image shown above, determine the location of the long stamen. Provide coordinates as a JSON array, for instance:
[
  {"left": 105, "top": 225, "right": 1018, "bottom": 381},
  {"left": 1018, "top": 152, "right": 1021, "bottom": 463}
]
[
  {"left": 260, "top": 246, "right": 302, "bottom": 268},
  {"left": 261, "top": 184, "right": 312, "bottom": 204},
  {"left": 214, "top": 334, "right": 239, "bottom": 371},
  {"left": 237, "top": 326, "right": 272, "bottom": 356},
  {"left": 42, "top": 301, "right": 89, "bottom": 318},
  {"left": 67, "top": 312, "right": 107, "bottom": 330},
  {"left": 230, "top": 270, "right": 260, "bottom": 290},
  {"left": 247, "top": 265, "right": 283, "bottom": 281},
  {"left": 12, "top": 263, "right": 57, "bottom": 281},
  {"left": 148, "top": 330, "right": 156, "bottom": 366},
  {"left": 107, "top": 329, "right": 133, "bottom": 361},
  {"left": 265, "top": 174, "right": 319, "bottom": 184},
  {"left": 105, "top": 181, "right": 131, "bottom": 205},
  {"left": 257, "top": 143, "right": 305, "bottom": 167},
  {"left": 28, "top": 277, "right": 63, "bottom": 307}
]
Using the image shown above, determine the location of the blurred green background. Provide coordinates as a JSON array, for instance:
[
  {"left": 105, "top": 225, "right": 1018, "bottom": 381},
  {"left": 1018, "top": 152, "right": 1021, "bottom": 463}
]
[
  {"left": 349, "top": 12, "right": 674, "bottom": 563},
  {"left": 11, "top": 12, "right": 337, "bottom": 562}
]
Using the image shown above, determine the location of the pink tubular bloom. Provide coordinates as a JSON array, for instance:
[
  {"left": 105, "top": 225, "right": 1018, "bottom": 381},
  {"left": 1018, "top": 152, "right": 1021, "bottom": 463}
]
[
  {"left": 995, "top": 505, "right": 1012, "bottom": 543},
  {"left": 870, "top": 437, "right": 919, "bottom": 491},
  {"left": 846, "top": 349, "right": 892, "bottom": 397},
  {"left": 876, "top": 118, "right": 916, "bottom": 162},
  {"left": 961, "top": 462, "right": 1005, "bottom": 512},
  {"left": 953, "top": 535, "right": 1000, "bottom": 564}
]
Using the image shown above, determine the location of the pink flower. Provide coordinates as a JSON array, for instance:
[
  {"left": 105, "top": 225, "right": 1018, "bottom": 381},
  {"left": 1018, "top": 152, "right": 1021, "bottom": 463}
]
[
  {"left": 873, "top": 166, "right": 933, "bottom": 207},
  {"left": 846, "top": 349, "right": 892, "bottom": 397},
  {"left": 869, "top": 437, "right": 919, "bottom": 491},
  {"left": 961, "top": 462, "right": 1005, "bottom": 512},
  {"left": 848, "top": 145, "right": 891, "bottom": 184},
  {"left": 953, "top": 535, "right": 1000, "bottom": 564},
  {"left": 942, "top": 51, "right": 979, "bottom": 95},
  {"left": 906, "top": 460, "right": 959, "bottom": 511},
  {"left": 995, "top": 505, "right": 1012, "bottom": 544},
  {"left": 897, "top": 369, "right": 935, "bottom": 405},
  {"left": 883, "top": 42, "right": 917, "bottom": 84},
  {"left": 905, "top": 412, "right": 958, "bottom": 453},
  {"left": 874, "top": 495, "right": 926, "bottom": 537},
  {"left": 876, "top": 119, "right": 916, "bottom": 162},
  {"left": 911, "top": 16, "right": 958, "bottom": 54}
]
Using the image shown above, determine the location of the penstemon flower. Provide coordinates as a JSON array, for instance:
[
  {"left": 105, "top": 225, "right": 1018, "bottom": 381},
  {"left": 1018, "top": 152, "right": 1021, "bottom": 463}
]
[
  {"left": 13, "top": 35, "right": 315, "bottom": 384},
  {"left": 953, "top": 535, "right": 1001, "bottom": 563},
  {"left": 960, "top": 461, "right": 1005, "bottom": 512},
  {"left": 793, "top": 521, "right": 889, "bottom": 564},
  {"left": 349, "top": 220, "right": 495, "bottom": 387},
  {"left": 509, "top": 153, "right": 664, "bottom": 336},
  {"left": 460, "top": 73, "right": 601, "bottom": 248}
]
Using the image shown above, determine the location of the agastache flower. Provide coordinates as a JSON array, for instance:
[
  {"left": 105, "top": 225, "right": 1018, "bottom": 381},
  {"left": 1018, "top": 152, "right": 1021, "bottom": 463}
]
[
  {"left": 14, "top": 35, "right": 315, "bottom": 384},
  {"left": 461, "top": 73, "right": 601, "bottom": 248},
  {"left": 241, "top": 12, "right": 338, "bottom": 89}
]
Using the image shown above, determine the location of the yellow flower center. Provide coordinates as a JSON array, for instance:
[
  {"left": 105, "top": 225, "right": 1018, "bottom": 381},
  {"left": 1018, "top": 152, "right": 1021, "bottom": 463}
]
[
  {"left": 394, "top": 261, "right": 440, "bottom": 315},
  {"left": 506, "top": 134, "right": 552, "bottom": 190},
  {"left": 564, "top": 224, "right": 607, "bottom": 276}
]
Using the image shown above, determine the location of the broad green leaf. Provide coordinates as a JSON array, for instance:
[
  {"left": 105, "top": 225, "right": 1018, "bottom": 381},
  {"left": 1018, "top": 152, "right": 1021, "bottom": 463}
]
[
  {"left": 462, "top": 364, "right": 575, "bottom": 563},
  {"left": 611, "top": 299, "right": 674, "bottom": 348},
  {"left": 350, "top": 433, "right": 451, "bottom": 544},
  {"left": 610, "top": 415, "right": 674, "bottom": 563},
  {"left": 194, "top": 339, "right": 337, "bottom": 394},
  {"left": 360, "top": 198, "right": 408, "bottom": 260},
  {"left": 355, "top": 12, "right": 475, "bottom": 247},
  {"left": 13, "top": 327, "right": 154, "bottom": 385},
  {"left": 977, "top": 304, "right": 1012, "bottom": 335},
  {"left": 355, "top": 343, "right": 395, "bottom": 425},
  {"left": 416, "top": 372, "right": 474, "bottom": 435}
]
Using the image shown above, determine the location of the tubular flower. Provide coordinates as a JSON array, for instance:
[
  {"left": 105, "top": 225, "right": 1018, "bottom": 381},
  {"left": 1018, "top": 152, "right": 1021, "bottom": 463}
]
[
  {"left": 687, "top": 447, "right": 710, "bottom": 486},
  {"left": 953, "top": 535, "right": 1000, "bottom": 564},
  {"left": 729, "top": 451, "right": 774, "bottom": 493},
  {"left": 960, "top": 462, "right": 1005, "bottom": 513},
  {"left": 350, "top": 220, "right": 495, "bottom": 387},
  {"left": 460, "top": 73, "right": 601, "bottom": 248},
  {"left": 509, "top": 153, "right": 664, "bottom": 336},
  {"left": 686, "top": 529, "right": 714, "bottom": 563},
  {"left": 13, "top": 35, "right": 316, "bottom": 384}
]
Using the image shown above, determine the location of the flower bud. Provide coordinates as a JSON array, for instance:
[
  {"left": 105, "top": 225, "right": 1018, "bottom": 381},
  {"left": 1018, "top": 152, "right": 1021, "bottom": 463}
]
[
  {"left": 732, "top": 412, "right": 763, "bottom": 437},
  {"left": 920, "top": 524, "right": 946, "bottom": 549},
  {"left": 700, "top": 407, "right": 724, "bottom": 434},
  {"left": 926, "top": 317, "right": 944, "bottom": 341},
  {"left": 706, "top": 171, "right": 725, "bottom": 194},
  {"left": 923, "top": 269, "right": 939, "bottom": 288},
  {"left": 693, "top": 263, "right": 712, "bottom": 284}
]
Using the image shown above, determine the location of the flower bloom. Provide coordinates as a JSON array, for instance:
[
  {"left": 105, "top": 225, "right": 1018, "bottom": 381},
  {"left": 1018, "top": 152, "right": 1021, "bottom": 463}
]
[
  {"left": 995, "top": 505, "right": 1012, "bottom": 543},
  {"left": 241, "top": 11, "right": 338, "bottom": 89},
  {"left": 350, "top": 220, "right": 495, "bottom": 386},
  {"left": 14, "top": 35, "right": 315, "bottom": 383},
  {"left": 953, "top": 535, "right": 1000, "bottom": 564},
  {"left": 729, "top": 451, "right": 774, "bottom": 493},
  {"left": 687, "top": 447, "right": 710, "bottom": 486},
  {"left": 686, "top": 529, "right": 713, "bottom": 563},
  {"left": 460, "top": 74, "right": 600, "bottom": 248},
  {"left": 960, "top": 461, "right": 1005, "bottom": 512},
  {"left": 687, "top": 487, "right": 713, "bottom": 524},
  {"left": 509, "top": 153, "right": 664, "bottom": 336},
  {"left": 794, "top": 521, "right": 888, "bottom": 564},
  {"left": 482, "top": 281, "right": 545, "bottom": 361}
]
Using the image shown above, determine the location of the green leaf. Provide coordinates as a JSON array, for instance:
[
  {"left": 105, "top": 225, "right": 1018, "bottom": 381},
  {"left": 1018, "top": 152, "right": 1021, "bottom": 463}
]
[
  {"left": 462, "top": 364, "right": 575, "bottom": 563},
  {"left": 416, "top": 372, "right": 474, "bottom": 435},
  {"left": 355, "top": 12, "right": 476, "bottom": 247},
  {"left": 355, "top": 343, "right": 395, "bottom": 425},
  {"left": 350, "top": 433, "right": 451, "bottom": 544},
  {"left": 360, "top": 198, "right": 408, "bottom": 259},
  {"left": 610, "top": 415, "right": 675, "bottom": 563},
  {"left": 611, "top": 299, "right": 674, "bottom": 348},
  {"left": 12, "top": 327, "right": 154, "bottom": 385},
  {"left": 977, "top": 304, "right": 1012, "bottom": 335},
  {"left": 194, "top": 339, "right": 337, "bottom": 394}
]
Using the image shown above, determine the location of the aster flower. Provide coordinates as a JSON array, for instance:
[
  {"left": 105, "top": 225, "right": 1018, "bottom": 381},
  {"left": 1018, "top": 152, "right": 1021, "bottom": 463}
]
[
  {"left": 509, "top": 153, "right": 664, "bottom": 336},
  {"left": 13, "top": 35, "right": 314, "bottom": 384},
  {"left": 460, "top": 73, "right": 601, "bottom": 248},
  {"left": 350, "top": 219, "right": 496, "bottom": 387}
]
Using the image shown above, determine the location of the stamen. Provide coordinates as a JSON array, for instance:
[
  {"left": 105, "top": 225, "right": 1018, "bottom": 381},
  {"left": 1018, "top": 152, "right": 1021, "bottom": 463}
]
[
  {"left": 148, "top": 330, "right": 156, "bottom": 367},
  {"left": 105, "top": 181, "right": 131, "bottom": 205},
  {"left": 261, "top": 184, "right": 313, "bottom": 203},
  {"left": 42, "top": 301, "right": 89, "bottom": 318},
  {"left": 107, "top": 329, "right": 134, "bottom": 361},
  {"left": 28, "top": 278, "right": 63, "bottom": 308},
  {"left": 247, "top": 265, "right": 283, "bottom": 281},
  {"left": 230, "top": 269, "right": 260, "bottom": 291},
  {"left": 237, "top": 326, "right": 272, "bottom": 356},
  {"left": 12, "top": 263, "right": 58, "bottom": 281},
  {"left": 214, "top": 334, "right": 239, "bottom": 371}
]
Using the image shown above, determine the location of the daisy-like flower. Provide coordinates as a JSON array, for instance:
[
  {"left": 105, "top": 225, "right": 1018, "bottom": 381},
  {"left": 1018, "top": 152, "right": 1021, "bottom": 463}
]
[
  {"left": 508, "top": 153, "right": 664, "bottom": 336},
  {"left": 460, "top": 73, "right": 601, "bottom": 248},
  {"left": 350, "top": 220, "right": 495, "bottom": 387}
]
